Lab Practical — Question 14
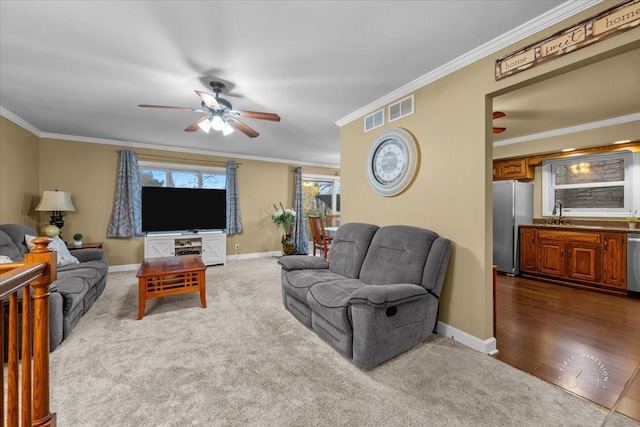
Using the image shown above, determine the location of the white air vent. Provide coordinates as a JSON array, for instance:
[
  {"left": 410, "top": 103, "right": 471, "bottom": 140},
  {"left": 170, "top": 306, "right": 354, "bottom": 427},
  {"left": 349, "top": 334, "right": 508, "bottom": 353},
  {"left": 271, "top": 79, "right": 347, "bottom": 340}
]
[
  {"left": 364, "top": 109, "right": 384, "bottom": 132},
  {"left": 388, "top": 95, "right": 414, "bottom": 122}
]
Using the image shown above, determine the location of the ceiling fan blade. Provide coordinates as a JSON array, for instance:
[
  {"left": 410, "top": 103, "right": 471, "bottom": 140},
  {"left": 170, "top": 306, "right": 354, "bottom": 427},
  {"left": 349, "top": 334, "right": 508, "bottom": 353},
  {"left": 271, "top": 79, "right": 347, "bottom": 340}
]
[
  {"left": 227, "top": 117, "right": 259, "bottom": 138},
  {"left": 230, "top": 110, "right": 281, "bottom": 122},
  {"left": 195, "top": 90, "right": 221, "bottom": 110},
  {"left": 493, "top": 111, "right": 506, "bottom": 120},
  {"left": 139, "top": 104, "right": 194, "bottom": 111},
  {"left": 493, "top": 127, "right": 507, "bottom": 134},
  {"left": 184, "top": 117, "right": 208, "bottom": 132}
]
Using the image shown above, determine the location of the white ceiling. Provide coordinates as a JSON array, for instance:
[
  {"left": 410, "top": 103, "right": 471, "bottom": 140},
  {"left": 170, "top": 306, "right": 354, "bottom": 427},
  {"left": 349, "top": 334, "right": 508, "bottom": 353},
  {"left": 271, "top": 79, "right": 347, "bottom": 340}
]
[{"left": 1, "top": 0, "right": 601, "bottom": 167}]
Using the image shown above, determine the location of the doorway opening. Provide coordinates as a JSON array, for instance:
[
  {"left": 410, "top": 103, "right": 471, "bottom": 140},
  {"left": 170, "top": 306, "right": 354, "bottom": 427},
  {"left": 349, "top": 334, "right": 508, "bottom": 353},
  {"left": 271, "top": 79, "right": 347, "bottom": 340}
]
[{"left": 490, "top": 46, "right": 640, "bottom": 422}]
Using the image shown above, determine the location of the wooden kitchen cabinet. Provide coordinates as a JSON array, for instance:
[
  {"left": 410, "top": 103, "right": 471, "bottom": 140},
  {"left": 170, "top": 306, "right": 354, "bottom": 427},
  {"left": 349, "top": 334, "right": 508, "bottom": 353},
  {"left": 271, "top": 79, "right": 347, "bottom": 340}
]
[
  {"left": 566, "top": 243, "right": 601, "bottom": 283},
  {"left": 537, "top": 240, "right": 566, "bottom": 277},
  {"left": 602, "top": 233, "right": 626, "bottom": 289},
  {"left": 520, "top": 228, "right": 537, "bottom": 272},
  {"left": 493, "top": 159, "right": 534, "bottom": 181},
  {"left": 519, "top": 226, "right": 628, "bottom": 295}
]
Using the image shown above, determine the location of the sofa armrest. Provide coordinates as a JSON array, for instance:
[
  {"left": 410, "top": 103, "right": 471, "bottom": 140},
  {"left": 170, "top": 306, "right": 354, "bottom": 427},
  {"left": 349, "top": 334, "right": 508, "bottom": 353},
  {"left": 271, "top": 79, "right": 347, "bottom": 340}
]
[
  {"left": 278, "top": 255, "right": 329, "bottom": 271},
  {"left": 70, "top": 248, "right": 105, "bottom": 263},
  {"left": 349, "top": 283, "right": 427, "bottom": 307}
]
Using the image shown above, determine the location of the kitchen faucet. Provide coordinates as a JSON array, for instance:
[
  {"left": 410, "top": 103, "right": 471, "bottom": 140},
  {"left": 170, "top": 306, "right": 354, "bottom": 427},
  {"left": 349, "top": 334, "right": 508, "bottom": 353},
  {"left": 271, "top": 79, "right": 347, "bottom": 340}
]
[{"left": 552, "top": 200, "right": 563, "bottom": 224}]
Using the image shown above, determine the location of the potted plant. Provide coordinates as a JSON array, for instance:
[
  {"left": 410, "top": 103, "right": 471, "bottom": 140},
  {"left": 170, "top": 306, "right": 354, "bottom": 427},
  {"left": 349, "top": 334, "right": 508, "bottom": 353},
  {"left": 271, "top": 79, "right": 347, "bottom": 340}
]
[
  {"left": 627, "top": 210, "right": 638, "bottom": 229},
  {"left": 72, "top": 233, "right": 84, "bottom": 246},
  {"left": 272, "top": 203, "right": 296, "bottom": 255}
]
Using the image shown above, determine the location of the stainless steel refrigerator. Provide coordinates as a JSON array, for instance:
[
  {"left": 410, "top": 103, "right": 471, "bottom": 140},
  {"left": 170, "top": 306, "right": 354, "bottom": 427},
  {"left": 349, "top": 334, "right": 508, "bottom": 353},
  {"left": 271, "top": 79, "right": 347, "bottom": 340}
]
[{"left": 493, "top": 180, "right": 533, "bottom": 275}]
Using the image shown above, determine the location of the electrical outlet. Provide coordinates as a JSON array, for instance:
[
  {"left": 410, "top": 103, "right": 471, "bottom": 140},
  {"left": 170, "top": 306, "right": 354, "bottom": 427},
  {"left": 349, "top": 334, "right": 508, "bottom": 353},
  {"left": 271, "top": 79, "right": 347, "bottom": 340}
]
[{"left": 235, "top": 244, "right": 240, "bottom": 251}]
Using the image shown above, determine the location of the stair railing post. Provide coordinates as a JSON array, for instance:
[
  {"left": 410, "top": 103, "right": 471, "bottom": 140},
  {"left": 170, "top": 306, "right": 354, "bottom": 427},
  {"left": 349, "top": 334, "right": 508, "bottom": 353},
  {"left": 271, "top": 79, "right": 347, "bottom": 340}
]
[{"left": 24, "top": 237, "right": 57, "bottom": 427}]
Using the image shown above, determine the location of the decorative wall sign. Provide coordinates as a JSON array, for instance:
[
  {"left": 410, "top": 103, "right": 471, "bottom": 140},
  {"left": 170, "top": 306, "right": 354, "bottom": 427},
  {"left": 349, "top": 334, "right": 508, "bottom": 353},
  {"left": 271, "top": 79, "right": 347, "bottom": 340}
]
[{"left": 496, "top": 0, "right": 640, "bottom": 80}]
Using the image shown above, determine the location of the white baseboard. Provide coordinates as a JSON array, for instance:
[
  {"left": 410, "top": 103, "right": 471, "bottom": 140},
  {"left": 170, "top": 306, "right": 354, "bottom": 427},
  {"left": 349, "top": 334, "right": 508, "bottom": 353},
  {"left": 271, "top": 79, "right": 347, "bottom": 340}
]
[
  {"left": 227, "top": 251, "right": 283, "bottom": 261},
  {"left": 437, "top": 321, "right": 498, "bottom": 355},
  {"left": 109, "top": 263, "right": 140, "bottom": 273}
]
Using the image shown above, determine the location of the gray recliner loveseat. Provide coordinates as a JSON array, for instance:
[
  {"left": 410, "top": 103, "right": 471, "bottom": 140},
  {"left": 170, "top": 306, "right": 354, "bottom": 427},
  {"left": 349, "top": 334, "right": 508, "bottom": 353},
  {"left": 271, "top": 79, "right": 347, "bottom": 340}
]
[
  {"left": 0, "top": 224, "right": 109, "bottom": 351},
  {"left": 278, "top": 223, "right": 451, "bottom": 370}
]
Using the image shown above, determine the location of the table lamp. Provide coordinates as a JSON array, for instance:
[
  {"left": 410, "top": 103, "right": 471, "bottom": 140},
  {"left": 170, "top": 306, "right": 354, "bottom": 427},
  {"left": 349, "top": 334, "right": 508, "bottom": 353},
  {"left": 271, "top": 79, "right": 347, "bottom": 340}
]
[{"left": 35, "top": 190, "right": 76, "bottom": 238}]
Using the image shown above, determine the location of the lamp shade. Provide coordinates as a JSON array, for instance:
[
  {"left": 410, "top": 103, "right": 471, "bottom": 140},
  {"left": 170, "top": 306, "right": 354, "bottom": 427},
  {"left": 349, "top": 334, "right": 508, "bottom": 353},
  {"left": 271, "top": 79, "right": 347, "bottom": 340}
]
[
  {"left": 211, "top": 115, "right": 224, "bottom": 131},
  {"left": 35, "top": 190, "right": 76, "bottom": 212},
  {"left": 197, "top": 118, "right": 211, "bottom": 133},
  {"left": 222, "top": 121, "right": 234, "bottom": 136}
]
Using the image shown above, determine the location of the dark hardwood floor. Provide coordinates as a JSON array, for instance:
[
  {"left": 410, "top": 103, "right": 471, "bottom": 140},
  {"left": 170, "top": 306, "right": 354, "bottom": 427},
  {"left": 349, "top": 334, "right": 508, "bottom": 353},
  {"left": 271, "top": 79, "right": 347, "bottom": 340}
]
[{"left": 493, "top": 274, "right": 640, "bottom": 422}]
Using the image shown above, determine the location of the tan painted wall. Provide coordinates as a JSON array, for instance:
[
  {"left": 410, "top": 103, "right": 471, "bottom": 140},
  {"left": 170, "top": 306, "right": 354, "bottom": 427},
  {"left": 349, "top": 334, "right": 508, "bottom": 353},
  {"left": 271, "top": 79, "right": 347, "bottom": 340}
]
[
  {"left": 2, "top": 120, "right": 334, "bottom": 266},
  {"left": 36, "top": 138, "right": 310, "bottom": 266},
  {"left": 0, "top": 118, "right": 40, "bottom": 227},
  {"left": 340, "top": 4, "right": 640, "bottom": 341}
]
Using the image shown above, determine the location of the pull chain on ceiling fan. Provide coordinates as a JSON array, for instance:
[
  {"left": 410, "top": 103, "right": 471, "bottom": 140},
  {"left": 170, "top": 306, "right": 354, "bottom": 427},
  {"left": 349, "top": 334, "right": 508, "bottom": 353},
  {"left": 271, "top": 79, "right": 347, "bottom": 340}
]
[{"left": 139, "top": 81, "right": 281, "bottom": 138}]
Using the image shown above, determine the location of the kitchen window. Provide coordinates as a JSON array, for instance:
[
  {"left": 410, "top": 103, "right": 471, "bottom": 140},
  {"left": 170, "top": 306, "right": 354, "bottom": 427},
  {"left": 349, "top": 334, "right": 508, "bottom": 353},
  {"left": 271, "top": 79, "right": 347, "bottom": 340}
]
[
  {"left": 542, "top": 151, "right": 639, "bottom": 217},
  {"left": 139, "top": 161, "right": 226, "bottom": 189}
]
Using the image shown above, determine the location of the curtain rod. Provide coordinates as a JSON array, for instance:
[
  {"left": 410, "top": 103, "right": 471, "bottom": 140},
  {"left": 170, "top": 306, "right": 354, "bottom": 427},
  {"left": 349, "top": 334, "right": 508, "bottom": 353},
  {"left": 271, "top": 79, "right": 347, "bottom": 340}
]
[
  {"left": 115, "top": 150, "right": 240, "bottom": 167},
  {"left": 291, "top": 167, "right": 340, "bottom": 176}
]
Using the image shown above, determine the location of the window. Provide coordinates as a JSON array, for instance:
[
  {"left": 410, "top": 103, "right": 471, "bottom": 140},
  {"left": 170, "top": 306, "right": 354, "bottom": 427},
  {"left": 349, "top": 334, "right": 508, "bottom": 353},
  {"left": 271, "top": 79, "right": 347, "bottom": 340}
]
[
  {"left": 302, "top": 176, "right": 340, "bottom": 216},
  {"left": 301, "top": 175, "right": 340, "bottom": 244},
  {"left": 542, "top": 151, "right": 639, "bottom": 217},
  {"left": 139, "top": 161, "right": 226, "bottom": 189}
]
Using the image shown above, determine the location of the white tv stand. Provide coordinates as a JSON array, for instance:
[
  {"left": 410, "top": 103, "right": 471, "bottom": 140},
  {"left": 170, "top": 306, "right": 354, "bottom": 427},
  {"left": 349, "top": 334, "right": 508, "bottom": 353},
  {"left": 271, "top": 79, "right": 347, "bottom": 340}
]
[{"left": 144, "top": 230, "right": 226, "bottom": 266}]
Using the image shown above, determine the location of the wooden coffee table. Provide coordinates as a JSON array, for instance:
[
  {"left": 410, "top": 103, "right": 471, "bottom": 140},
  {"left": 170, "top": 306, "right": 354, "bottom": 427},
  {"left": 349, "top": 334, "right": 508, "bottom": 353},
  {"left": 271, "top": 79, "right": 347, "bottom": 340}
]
[{"left": 135, "top": 255, "right": 207, "bottom": 320}]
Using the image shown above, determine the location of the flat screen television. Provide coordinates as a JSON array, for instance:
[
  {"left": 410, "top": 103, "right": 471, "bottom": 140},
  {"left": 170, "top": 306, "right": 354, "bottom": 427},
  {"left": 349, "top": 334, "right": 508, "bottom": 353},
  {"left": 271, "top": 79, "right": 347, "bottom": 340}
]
[{"left": 142, "top": 187, "right": 226, "bottom": 233}]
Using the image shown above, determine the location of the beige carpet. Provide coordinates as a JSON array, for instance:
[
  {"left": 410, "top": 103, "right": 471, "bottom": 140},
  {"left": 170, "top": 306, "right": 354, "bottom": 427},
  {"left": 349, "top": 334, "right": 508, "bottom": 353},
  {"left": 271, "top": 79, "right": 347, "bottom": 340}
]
[{"left": 49, "top": 257, "right": 637, "bottom": 426}]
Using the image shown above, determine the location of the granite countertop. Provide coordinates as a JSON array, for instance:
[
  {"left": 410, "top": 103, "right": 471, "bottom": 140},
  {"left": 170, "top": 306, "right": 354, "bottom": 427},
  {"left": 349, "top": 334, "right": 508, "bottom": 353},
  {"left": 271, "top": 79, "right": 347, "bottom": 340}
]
[{"left": 523, "top": 222, "right": 637, "bottom": 232}]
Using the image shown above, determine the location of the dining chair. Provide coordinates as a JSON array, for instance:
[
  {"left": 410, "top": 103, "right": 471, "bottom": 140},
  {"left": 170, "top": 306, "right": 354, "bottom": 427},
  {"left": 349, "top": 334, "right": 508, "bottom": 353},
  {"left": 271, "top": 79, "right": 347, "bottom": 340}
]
[
  {"left": 325, "top": 214, "right": 341, "bottom": 228},
  {"left": 308, "top": 215, "right": 333, "bottom": 259}
]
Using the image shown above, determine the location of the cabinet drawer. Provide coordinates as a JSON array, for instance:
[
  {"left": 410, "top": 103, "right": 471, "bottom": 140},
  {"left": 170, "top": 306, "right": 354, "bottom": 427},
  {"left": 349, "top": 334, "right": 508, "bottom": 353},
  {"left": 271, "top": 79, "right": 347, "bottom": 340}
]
[{"left": 537, "top": 230, "right": 601, "bottom": 244}]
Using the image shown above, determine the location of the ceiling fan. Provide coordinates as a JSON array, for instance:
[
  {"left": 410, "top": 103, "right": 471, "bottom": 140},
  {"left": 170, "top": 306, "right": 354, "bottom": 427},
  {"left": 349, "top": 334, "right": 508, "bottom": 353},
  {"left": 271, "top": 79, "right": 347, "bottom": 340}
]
[
  {"left": 139, "top": 81, "right": 280, "bottom": 138},
  {"left": 493, "top": 111, "right": 506, "bottom": 134}
]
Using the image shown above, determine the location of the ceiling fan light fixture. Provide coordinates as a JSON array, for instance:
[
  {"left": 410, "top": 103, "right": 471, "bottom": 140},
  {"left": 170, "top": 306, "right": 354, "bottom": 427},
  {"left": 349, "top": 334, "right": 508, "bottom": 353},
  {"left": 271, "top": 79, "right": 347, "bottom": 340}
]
[
  {"left": 222, "top": 122, "right": 234, "bottom": 136},
  {"left": 198, "top": 118, "right": 211, "bottom": 133},
  {"left": 140, "top": 80, "right": 276, "bottom": 138},
  {"left": 211, "top": 115, "right": 225, "bottom": 131}
]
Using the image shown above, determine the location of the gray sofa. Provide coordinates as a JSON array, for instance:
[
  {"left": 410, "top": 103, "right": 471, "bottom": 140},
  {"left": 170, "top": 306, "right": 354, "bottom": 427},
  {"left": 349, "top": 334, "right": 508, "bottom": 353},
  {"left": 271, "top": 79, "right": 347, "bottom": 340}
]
[
  {"left": 278, "top": 223, "right": 451, "bottom": 370},
  {"left": 0, "top": 224, "right": 108, "bottom": 351}
]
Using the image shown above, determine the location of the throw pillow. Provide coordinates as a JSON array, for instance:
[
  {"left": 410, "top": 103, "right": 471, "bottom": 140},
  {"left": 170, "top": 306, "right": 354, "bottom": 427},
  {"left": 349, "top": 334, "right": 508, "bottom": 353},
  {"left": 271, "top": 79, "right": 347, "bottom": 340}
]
[
  {"left": 0, "top": 255, "right": 13, "bottom": 264},
  {"left": 24, "top": 235, "right": 80, "bottom": 267}
]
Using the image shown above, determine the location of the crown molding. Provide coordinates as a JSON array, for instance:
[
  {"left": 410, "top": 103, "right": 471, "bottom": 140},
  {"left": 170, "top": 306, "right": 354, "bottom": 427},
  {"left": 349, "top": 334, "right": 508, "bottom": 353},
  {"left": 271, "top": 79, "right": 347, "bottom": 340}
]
[
  {"left": 335, "top": 0, "right": 602, "bottom": 127},
  {"left": 38, "top": 132, "right": 340, "bottom": 169},
  {"left": 493, "top": 112, "right": 640, "bottom": 147},
  {"left": 0, "top": 106, "right": 42, "bottom": 136},
  {"left": 0, "top": 105, "right": 338, "bottom": 168},
  {"left": 0, "top": 106, "right": 338, "bottom": 168}
]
